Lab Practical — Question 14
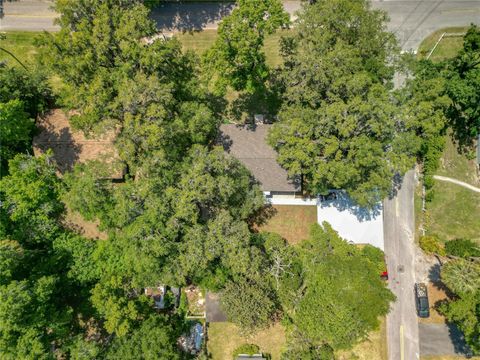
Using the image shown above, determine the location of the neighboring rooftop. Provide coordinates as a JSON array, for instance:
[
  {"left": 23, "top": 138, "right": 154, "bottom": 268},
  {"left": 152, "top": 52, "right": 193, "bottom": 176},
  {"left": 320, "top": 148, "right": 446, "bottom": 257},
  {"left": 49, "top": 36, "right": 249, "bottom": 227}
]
[
  {"left": 219, "top": 124, "right": 300, "bottom": 193},
  {"left": 33, "top": 109, "right": 123, "bottom": 179}
]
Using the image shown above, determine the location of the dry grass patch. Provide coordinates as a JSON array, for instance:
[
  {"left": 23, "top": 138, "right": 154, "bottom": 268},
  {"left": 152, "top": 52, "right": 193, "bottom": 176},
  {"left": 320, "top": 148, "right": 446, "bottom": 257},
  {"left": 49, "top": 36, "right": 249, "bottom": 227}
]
[
  {"left": 207, "top": 322, "right": 286, "bottom": 360},
  {"left": 63, "top": 209, "right": 107, "bottom": 240},
  {"left": 336, "top": 318, "right": 387, "bottom": 360},
  {"left": 256, "top": 205, "right": 317, "bottom": 244}
]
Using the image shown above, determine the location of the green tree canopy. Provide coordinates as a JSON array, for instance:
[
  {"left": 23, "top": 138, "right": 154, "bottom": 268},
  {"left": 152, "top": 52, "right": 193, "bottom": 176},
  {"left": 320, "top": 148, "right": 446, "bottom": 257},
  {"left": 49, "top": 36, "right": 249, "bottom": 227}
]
[
  {"left": 0, "top": 100, "right": 34, "bottom": 176},
  {"left": 39, "top": 0, "right": 218, "bottom": 176},
  {"left": 204, "top": 0, "right": 289, "bottom": 93},
  {"left": 444, "top": 25, "right": 480, "bottom": 147},
  {"left": 283, "top": 224, "right": 394, "bottom": 351},
  {"left": 440, "top": 258, "right": 480, "bottom": 354},
  {"left": 441, "top": 259, "right": 480, "bottom": 296},
  {"left": 0, "top": 154, "right": 98, "bottom": 358},
  {"left": 106, "top": 315, "right": 184, "bottom": 360},
  {"left": 221, "top": 275, "right": 278, "bottom": 332},
  {"left": 269, "top": 0, "right": 415, "bottom": 207},
  {"left": 0, "top": 66, "right": 51, "bottom": 176}
]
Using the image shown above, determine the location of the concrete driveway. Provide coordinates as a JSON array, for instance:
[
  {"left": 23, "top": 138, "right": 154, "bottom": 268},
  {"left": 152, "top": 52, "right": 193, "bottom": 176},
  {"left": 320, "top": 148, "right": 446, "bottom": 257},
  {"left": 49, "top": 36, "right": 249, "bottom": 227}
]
[{"left": 419, "top": 323, "right": 471, "bottom": 356}]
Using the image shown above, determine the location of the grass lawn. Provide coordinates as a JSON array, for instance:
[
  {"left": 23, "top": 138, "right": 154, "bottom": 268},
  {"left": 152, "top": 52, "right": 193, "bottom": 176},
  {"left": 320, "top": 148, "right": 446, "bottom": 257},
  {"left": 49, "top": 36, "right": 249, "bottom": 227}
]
[
  {"left": 436, "top": 135, "right": 480, "bottom": 187},
  {"left": 426, "top": 181, "right": 480, "bottom": 243},
  {"left": 0, "top": 31, "right": 40, "bottom": 66},
  {"left": 256, "top": 205, "right": 317, "bottom": 244},
  {"left": 207, "top": 322, "right": 286, "bottom": 360},
  {"left": 414, "top": 181, "right": 424, "bottom": 242},
  {"left": 336, "top": 318, "right": 387, "bottom": 360},
  {"left": 175, "top": 28, "right": 289, "bottom": 67},
  {"left": 417, "top": 27, "right": 468, "bottom": 62}
]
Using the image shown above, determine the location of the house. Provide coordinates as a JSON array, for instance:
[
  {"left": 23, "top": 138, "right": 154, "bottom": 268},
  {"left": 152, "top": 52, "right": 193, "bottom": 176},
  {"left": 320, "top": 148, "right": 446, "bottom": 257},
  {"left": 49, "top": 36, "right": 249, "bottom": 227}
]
[
  {"left": 178, "top": 322, "right": 204, "bottom": 355},
  {"left": 219, "top": 124, "right": 384, "bottom": 250},
  {"left": 33, "top": 109, "right": 124, "bottom": 179},
  {"left": 145, "top": 286, "right": 166, "bottom": 310},
  {"left": 219, "top": 124, "right": 301, "bottom": 197}
]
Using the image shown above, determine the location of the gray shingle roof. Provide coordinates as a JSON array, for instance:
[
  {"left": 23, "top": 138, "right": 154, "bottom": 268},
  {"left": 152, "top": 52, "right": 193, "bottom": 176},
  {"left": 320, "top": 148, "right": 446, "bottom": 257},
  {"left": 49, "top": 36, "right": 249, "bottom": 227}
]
[{"left": 219, "top": 124, "right": 300, "bottom": 193}]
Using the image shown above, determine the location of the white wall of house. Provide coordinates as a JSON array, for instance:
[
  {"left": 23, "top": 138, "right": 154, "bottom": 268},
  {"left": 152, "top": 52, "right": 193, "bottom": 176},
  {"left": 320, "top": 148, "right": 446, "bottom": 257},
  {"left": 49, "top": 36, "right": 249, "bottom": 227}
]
[{"left": 266, "top": 192, "right": 384, "bottom": 250}]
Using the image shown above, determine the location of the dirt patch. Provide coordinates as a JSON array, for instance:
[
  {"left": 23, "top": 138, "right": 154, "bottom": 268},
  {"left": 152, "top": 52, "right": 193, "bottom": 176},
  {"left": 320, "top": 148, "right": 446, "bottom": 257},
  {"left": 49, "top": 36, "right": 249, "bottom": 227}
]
[
  {"left": 255, "top": 205, "right": 317, "bottom": 244},
  {"left": 419, "top": 282, "right": 450, "bottom": 325},
  {"left": 63, "top": 209, "right": 107, "bottom": 240}
]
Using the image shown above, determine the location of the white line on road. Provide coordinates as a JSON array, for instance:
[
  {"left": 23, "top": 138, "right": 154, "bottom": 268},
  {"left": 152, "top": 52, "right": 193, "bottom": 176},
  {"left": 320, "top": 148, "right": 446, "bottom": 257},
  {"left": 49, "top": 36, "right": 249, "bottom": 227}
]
[{"left": 400, "top": 325, "right": 405, "bottom": 360}]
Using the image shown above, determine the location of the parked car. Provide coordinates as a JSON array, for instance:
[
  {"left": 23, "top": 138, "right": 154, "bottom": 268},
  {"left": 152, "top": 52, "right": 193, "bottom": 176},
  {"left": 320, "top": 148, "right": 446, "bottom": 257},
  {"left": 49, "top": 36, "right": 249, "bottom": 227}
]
[{"left": 414, "top": 283, "right": 430, "bottom": 318}]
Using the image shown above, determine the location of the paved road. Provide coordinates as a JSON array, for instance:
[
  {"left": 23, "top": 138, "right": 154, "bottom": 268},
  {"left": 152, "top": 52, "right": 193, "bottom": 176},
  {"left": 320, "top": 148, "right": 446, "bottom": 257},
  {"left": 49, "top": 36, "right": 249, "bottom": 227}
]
[
  {"left": 384, "top": 170, "right": 420, "bottom": 360},
  {"left": 2, "top": 1, "right": 479, "bottom": 51},
  {"left": 0, "top": 0, "right": 58, "bottom": 31}
]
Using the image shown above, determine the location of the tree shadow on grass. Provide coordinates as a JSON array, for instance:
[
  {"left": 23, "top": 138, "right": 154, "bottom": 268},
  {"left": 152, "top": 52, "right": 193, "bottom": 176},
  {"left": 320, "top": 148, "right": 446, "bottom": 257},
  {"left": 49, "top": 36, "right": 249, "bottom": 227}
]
[{"left": 249, "top": 204, "right": 278, "bottom": 229}]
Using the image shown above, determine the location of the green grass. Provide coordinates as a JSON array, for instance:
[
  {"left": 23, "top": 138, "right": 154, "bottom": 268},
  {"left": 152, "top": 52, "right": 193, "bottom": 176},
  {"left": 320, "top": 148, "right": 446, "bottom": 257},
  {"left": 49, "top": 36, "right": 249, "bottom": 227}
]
[
  {"left": 426, "top": 181, "right": 480, "bottom": 243},
  {"left": 0, "top": 31, "right": 40, "bottom": 67},
  {"left": 207, "top": 322, "right": 286, "bottom": 360},
  {"left": 414, "top": 183, "right": 424, "bottom": 242},
  {"left": 175, "top": 28, "right": 289, "bottom": 67},
  {"left": 417, "top": 27, "right": 468, "bottom": 62},
  {"left": 436, "top": 135, "right": 480, "bottom": 187}
]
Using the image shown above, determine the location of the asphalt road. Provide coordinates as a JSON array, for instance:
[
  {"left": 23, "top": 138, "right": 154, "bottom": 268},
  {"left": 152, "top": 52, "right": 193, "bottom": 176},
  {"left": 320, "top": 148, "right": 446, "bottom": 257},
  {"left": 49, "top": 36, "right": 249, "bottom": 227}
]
[
  {"left": 2, "top": 1, "right": 480, "bottom": 51},
  {"left": 384, "top": 170, "right": 420, "bottom": 360}
]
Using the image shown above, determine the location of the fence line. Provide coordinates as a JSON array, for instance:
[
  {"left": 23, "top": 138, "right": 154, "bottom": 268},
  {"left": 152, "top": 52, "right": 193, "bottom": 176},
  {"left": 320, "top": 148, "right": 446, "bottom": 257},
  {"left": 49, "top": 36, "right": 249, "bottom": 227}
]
[{"left": 427, "top": 32, "right": 466, "bottom": 60}]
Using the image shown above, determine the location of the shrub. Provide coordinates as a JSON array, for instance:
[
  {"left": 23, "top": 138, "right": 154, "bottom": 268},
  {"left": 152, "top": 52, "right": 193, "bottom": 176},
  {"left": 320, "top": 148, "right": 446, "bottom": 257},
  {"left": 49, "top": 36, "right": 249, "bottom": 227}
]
[
  {"left": 425, "top": 189, "right": 435, "bottom": 202},
  {"left": 424, "top": 175, "right": 435, "bottom": 190},
  {"left": 419, "top": 235, "right": 446, "bottom": 256},
  {"left": 445, "top": 239, "right": 480, "bottom": 258},
  {"left": 233, "top": 344, "right": 260, "bottom": 358}
]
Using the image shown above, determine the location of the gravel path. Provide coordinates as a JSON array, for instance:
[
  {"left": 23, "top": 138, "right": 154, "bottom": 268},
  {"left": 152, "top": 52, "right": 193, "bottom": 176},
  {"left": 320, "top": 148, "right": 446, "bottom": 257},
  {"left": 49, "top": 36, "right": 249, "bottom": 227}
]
[{"left": 433, "top": 175, "right": 480, "bottom": 193}]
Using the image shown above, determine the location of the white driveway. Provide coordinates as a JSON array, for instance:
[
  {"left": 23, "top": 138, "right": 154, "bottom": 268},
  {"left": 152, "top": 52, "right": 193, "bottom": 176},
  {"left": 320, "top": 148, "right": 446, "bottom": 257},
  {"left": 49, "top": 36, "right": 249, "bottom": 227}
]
[{"left": 267, "top": 192, "right": 384, "bottom": 250}]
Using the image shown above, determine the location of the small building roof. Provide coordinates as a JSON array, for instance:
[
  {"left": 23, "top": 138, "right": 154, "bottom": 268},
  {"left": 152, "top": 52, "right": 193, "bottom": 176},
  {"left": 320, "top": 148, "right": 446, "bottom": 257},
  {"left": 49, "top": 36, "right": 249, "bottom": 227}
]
[
  {"left": 33, "top": 109, "right": 123, "bottom": 179},
  {"left": 219, "top": 124, "right": 300, "bottom": 193}
]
